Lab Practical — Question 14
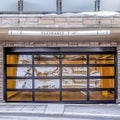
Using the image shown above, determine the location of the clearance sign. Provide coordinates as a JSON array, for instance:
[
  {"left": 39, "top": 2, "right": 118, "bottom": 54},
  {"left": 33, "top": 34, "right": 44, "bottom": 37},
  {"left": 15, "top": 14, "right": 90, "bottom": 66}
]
[{"left": 8, "top": 30, "right": 110, "bottom": 36}]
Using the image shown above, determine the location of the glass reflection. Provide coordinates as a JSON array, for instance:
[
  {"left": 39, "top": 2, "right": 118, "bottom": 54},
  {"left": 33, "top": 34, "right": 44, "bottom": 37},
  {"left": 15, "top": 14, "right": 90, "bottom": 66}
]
[
  {"left": 89, "top": 91, "right": 114, "bottom": 100},
  {"left": 62, "top": 79, "right": 87, "bottom": 88},
  {"left": 89, "top": 79, "right": 114, "bottom": 88},
  {"left": 35, "top": 67, "right": 59, "bottom": 77},
  {"left": 18, "top": 55, "right": 32, "bottom": 64},
  {"left": 35, "top": 92, "right": 60, "bottom": 101},
  {"left": 0, "top": 0, "right": 18, "bottom": 12},
  {"left": 7, "top": 79, "right": 32, "bottom": 89},
  {"left": 7, "top": 67, "right": 32, "bottom": 77},
  {"left": 89, "top": 54, "right": 114, "bottom": 64},
  {"left": 62, "top": 0, "right": 94, "bottom": 12},
  {"left": 100, "top": 79, "right": 114, "bottom": 88},
  {"left": 62, "top": 55, "right": 87, "bottom": 64},
  {"left": 101, "top": 0, "right": 120, "bottom": 11},
  {"left": 62, "top": 67, "right": 87, "bottom": 76},
  {"left": 89, "top": 67, "right": 114, "bottom": 76},
  {"left": 35, "top": 79, "right": 59, "bottom": 89},
  {"left": 24, "top": 0, "right": 56, "bottom": 12},
  {"left": 89, "top": 79, "right": 101, "bottom": 88},
  {"left": 7, "top": 91, "right": 32, "bottom": 101},
  {"left": 7, "top": 55, "right": 18, "bottom": 64},
  {"left": 34, "top": 55, "right": 59, "bottom": 64},
  {"left": 62, "top": 91, "right": 87, "bottom": 101},
  {"left": 7, "top": 55, "right": 32, "bottom": 64},
  {"left": 17, "top": 67, "right": 32, "bottom": 77}
]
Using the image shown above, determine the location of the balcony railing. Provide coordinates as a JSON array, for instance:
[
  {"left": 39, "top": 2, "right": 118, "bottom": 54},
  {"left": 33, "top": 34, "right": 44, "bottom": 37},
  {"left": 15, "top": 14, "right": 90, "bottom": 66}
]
[{"left": 0, "top": 0, "right": 120, "bottom": 14}]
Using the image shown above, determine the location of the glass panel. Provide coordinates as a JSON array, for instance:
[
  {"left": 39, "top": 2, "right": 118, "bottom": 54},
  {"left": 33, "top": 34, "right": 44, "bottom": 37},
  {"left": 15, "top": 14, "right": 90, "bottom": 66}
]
[
  {"left": 100, "top": 0, "right": 120, "bottom": 11},
  {"left": 35, "top": 79, "right": 59, "bottom": 89},
  {"left": 62, "top": 0, "right": 95, "bottom": 12},
  {"left": 89, "top": 79, "right": 101, "bottom": 88},
  {"left": 62, "top": 67, "right": 87, "bottom": 76},
  {"left": 100, "top": 79, "right": 114, "bottom": 89},
  {"left": 62, "top": 55, "right": 87, "bottom": 64},
  {"left": 24, "top": 0, "right": 56, "bottom": 12},
  {"left": 35, "top": 92, "right": 60, "bottom": 101},
  {"left": 89, "top": 54, "right": 114, "bottom": 64},
  {"left": 18, "top": 55, "right": 32, "bottom": 64},
  {"left": 7, "top": 79, "right": 32, "bottom": 89},
  {"left": 0, "top": 0, "right": 18, "bottom": 12},
  {"left": 7, "top": 67, "right": 32, "bottom": 77},
  {"left": 89, "top": 79, "right": 114, "bottom": 88},
  {"left": 89, "top": 67, "right": 114, "bottom": 76},
  {"left": 35, "top": 67, "right": 59, "bottom": 77},
  {"left": 62, "top": 79, "right": 87, "bottom": 88},
  {"left": 7, "top": 91, "right": 32, "bottom": 101},
  {"left": 7, "top": 55, "right": 32, "bottom": 64},
  {"left": 7, "top": 55, "right": 19, "bottom": 64},
  {"left": 62, "top": 91, "right": 87, "bottom": 101},
  {"left": 34, "top": 55, "right": 59, "bottom": 64},
  {"left": 89, "top": 90, "right": 114, "bottom": 100}
]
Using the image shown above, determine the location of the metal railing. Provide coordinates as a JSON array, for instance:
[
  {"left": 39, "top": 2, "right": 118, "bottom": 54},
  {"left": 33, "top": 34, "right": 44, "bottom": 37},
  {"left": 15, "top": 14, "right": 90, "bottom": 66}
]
[
  {"left": 18, "top": 0, "right": 23, "bottom": 13},
  {"left": 95, "top": 0, "right": 100, "bottom": 11}
]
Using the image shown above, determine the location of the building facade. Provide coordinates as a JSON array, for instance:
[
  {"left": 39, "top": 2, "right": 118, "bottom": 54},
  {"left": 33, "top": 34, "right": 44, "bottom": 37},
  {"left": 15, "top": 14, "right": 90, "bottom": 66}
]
[{"left": 0, "top": 0, "right": 120, "bottom": 104}]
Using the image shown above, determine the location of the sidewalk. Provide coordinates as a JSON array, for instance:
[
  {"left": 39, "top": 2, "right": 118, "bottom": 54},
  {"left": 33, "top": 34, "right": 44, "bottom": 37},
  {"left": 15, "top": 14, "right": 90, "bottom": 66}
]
[{"left": 0, "top": 103, "right": 120, "bottom": 118}]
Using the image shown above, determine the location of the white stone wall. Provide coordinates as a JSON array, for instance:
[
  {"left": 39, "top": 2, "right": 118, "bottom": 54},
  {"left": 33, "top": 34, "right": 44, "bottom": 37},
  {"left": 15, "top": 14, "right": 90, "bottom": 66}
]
[{"left": 0, "top": 14, "right": 120, "bottom": 28}]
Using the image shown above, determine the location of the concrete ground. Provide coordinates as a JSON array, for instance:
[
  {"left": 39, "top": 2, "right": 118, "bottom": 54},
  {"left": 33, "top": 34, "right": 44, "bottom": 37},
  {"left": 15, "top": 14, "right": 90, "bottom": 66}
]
[{"left": 0, "top": 103, "right": 120, "bottom": 119}]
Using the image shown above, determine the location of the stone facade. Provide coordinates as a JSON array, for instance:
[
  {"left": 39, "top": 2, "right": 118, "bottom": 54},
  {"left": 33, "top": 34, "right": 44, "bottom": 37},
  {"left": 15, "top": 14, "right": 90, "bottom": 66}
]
[
  {"left": 0, "top": 14, "right": 120, "bottom": 103},
  {"left": 0, "top": 14, "right": 120, "bottom": 28},
  {"left": 0, "top": 43, "right": 3, "bottom": 102}
]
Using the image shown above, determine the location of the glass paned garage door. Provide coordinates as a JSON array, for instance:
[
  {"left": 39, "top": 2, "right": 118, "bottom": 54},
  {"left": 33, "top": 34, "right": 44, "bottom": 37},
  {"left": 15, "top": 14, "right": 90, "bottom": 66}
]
[{"left": 4, "top": 47, "right": 116, "bottom": 103}]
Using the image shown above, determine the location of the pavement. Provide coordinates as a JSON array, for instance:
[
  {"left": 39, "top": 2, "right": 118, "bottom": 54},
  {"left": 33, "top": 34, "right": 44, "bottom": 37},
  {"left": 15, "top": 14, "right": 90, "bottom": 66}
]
[{"left": 0, "top": 103, "right": 120, "bottom": 118}]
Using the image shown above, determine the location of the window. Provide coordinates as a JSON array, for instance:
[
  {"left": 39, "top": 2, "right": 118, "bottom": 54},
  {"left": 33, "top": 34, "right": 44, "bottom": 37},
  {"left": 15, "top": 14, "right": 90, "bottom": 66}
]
[
  {"left": 62, "top": 0, "right": 95, "bottom": 12},
  {"left": 24, "top": 0, "right": 56, "bottom": 13},
  {"left": 1, "top": 0, "right": 120, "bottom": 14},
  {"left": 100, "top": 0, "right": 120, "bottom": 11},
  {"left": 0, "top": 0, "right": 18, "bottom": 13}
]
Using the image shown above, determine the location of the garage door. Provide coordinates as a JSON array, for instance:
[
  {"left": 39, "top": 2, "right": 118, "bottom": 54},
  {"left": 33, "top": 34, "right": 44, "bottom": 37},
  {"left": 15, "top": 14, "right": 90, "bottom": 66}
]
[{"left": 4, "top": 47, "right": 117, "bottom": 103}]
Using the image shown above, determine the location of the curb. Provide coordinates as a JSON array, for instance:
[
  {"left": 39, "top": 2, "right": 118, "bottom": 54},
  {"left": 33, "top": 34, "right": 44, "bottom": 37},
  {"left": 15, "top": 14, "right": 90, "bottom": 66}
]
[
  {"left": 0, "top": 111, "right": 120, "bottom": 118},
  {"left": 64, "top": 112, "right": 120, "bottom": 118}
]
